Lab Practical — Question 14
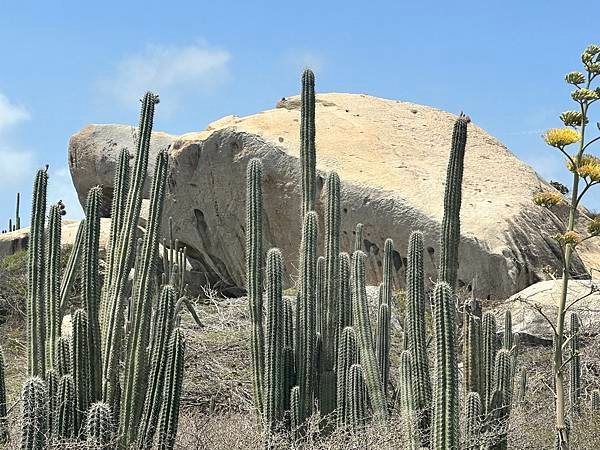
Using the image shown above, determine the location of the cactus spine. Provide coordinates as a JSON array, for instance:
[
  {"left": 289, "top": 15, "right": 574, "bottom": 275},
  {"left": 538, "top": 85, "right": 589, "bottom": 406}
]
[
  {"left": 465, "top": 391, "right": 482, "bottom": 450},
  {"left": 0, "top": 347, "right": 7, "bottom": 444},
  {"left": 406, "top": 231, "right": 432, "bottom": 439},
  {"left": 57, "top": 374, "right": 75, "bottom": 439},
  {"left": 55, "top": 336, "right": 71, "bottom": 377},
  {"left": 336, "top": 326, "right": 357, "bottom": 428},
  {"left": 138, "top": 285, "right": 176, "bottom": 449},
  {"left": 482, "top": 312, "right": 497, "bottom": 413},
  {"left": 351, "top": 250, "right": 388, "bottom": 423},
  {"left": 46, "top": 369, "right": 59, "bottom": 437},
  {"left": 398, "top": 350, "right": 419, "bottom": 450},
  {"left": 265, "top": 248, "right": 284, "bottom": 434},
  {"left": 82, "top": 186, "right": 102, "bottom": 403},
  {"left": 297, "top": 211, "right": 318, "bottom": 421},
  {"left": 45, "top": 204, "right": 62, "bottom": 372},
  {"left": 570, "top": 313, "right": 581, "bottom": 414},
  {"left": 120, "top": 148, "right": 169, "bottom": 447},
  {"left": 157, "top": 328, "right": 185, "bottom": 450},
  {"left": 21, "top": 376, "right": 47, "bottom": 450},
  {"left": 72, "top": 308, "right": 90, "bottom": 435},
  {"left": 28, "top": 168, "right": 48, "bottom": 377},
  {"left": 86, "top": 402, "right": 115, "bottom": 450},
  {"left": 102, "top": 92, "right": 159, "bottom": 407},
  {"left": 431, "top": 282, "right": 459, "bottom": 450},
  {"left": 245, "top": 158, "right": 265, "bottom": 416},
  {"left": 438, "top": 114, "right": 469, "bottom": 290},
  {"left": 300, "top": 68, "right": 316, "bottom": 216}
]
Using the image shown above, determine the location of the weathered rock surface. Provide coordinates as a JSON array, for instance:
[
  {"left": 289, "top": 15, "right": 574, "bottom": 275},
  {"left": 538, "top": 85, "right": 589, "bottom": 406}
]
[
  {"left": 495, "top": 279, "right": 600, "bottom": 344},
  {"left": 0, "top": 220, "right": 81, "bottom": 257},
  {"left": 68, "top": 93, "right": 600, "bottom": 299}
]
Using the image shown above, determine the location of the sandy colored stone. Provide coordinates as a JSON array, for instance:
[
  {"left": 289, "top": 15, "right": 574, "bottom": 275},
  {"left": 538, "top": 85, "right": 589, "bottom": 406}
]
[{"left": 68, "top": 93, "right": 600, "bottom": 299}]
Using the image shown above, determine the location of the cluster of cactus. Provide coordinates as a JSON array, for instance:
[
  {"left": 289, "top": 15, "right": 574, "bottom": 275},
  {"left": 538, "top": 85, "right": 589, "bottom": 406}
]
[
  {"left": 2, "top": 192, "right": 21, "bottom": 234},
  {"left": 15, "top": 92, "right": 186, "bottom": 449}
]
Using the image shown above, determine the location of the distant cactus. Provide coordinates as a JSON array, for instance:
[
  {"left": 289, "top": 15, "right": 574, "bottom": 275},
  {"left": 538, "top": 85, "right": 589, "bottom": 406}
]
[
  {"left": 351, "top": 251, "right": 387, "bottom": 423},
  {"left": 246, "top": 158, "right": 265, "bottom": 416},
  {"left": 15, "top": 191, "right": 21, "bottom": 229},
  {"left": 57, "top": 375, "right": 75, "bottom": 439},
  {"left": 438, "top": 113, "right": 469, "bottom": 290},
  {"left": 591, "top": 389, "right": 600, "bottom": 412},
  {"left": 398, "top": 350, "right": 419, "bottom": 450},
  {"left": 300, "top": 68, "right": 316, "bottom": 216},
  {"left": 21, "top": 376, "right": 47, "bottom": 450},
  {"left": 87, "top": 402, "right": 115, "bottom": 450},
  {"left": 347, "top": 364, "right": 367, "bottom": 433},
  {"left": 465, "top": 391, "right": 482, "bottom": 450}
]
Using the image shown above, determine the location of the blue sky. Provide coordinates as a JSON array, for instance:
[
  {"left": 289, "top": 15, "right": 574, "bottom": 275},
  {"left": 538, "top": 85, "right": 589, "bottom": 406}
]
[{"left": 0, "top": 1, "right": 599, "bottom": 226}]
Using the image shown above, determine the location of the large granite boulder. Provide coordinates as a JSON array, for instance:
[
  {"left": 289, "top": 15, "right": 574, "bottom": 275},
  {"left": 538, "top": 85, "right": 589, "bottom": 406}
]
[{"left": 68, "top": 93, "right": 600, "bottom": 299}]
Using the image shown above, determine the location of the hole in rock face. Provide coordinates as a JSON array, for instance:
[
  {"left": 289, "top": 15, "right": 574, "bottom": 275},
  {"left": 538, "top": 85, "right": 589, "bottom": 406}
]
[
  {"left": 343, "top": 208, "right": 348, "bottom": 214},
  {"left": 392, "top": 250, "right": 402, "bottom": 272},
  {"left": 317, "top": 175, "right": 325, "bottom": 193},
  {"left": 364, "top": 239, "right": 379, "bottom": 256},
  {"left": 194, "top": 209, "right": 209, "bottom": 236},
  {"left": 427, "top": 246, "right": 435, "bottom": 256}
]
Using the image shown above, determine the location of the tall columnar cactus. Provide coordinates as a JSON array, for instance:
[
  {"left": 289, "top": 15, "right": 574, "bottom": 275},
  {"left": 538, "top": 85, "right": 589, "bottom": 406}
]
[
  {"left": 282, "top": 297, "right": 295, "bottom": 414},
  {"left": 300, "top": 68, "right": 316, "bottom": 216},
  {"left": 86, "top": 402, "right": 115, "bottom": 450},
  {"left": 398, "top": 350, "right": 419, "bottom": 450},
  {"left": 296, "top": 211, "right": 318, "bottom": 421},
  {"left": 320, "top": 172, "right": 340, "bottom": 418},
  {"left": 120, "top": 149, "right": 169, "bottom": 447},
  {"left": 157, "top": 328, "right": 185, "bottom": 450},
  {"left": 438, "top": 114, "right": 469, "bottom": 290},
  {"left": 337, "top": 252, "right": 352, "bottom": 333},
  {"left": 72, "top": 308, "right": 89, "bottom": 435},
  {"left": 55, "top": 336, "right": 71, "bottom": 377},
  {"left": 376, "top": 238, "right": 393, "bottom": 396},
  {"left": 431, "top": 282, "right": 459, "bottom": 450},
  {"left": 351, "top": 250, "right": 388, "bottom": 423},
  {"left": 290, "top": 386, "right": 300, "bottom": 441},
  {"left": 490, "top": 349, "right": 513, "bottom": 450},
  {"left": 463, "top": 311, "right": 482, "bottom": 397},
  {"left": 517, "top": 367, "right": 527, "bottom": 405},
  {"left": 465, "top": 391, "right": 482, "bottom": 450},
  {"left": 45, "top": 204, "right": 62, "bottom": 372},
  {"left": 316, "top": 256, "right": 325, "bottom": 334},
  {"left": 336, "top": 326, "right": 357, "bottom": 428},
  {"left": 138, "top": 285, "right": 176, "bottom": 449},
  {"left": 591, "top": 389, "right": 600, "bottom": 412},
  {"left": 406, "top": 231, "right": 432, "bottom": 438},
  {"left": 245, "top": 158, "right": 265, "bottom": 416},
  {"left": 503, "top": 311, "right": 513, "bottom": 350},
  {"left": 57, "top": 375, "right": 75, "bottom": 439},
  {"left": 82, "top": 186, "right": 103, "bottom": 403},
  {"left": 15, "top": 191, "right": 21, "bottom": 229},
  {"left": 354, "top": 223, "right": 363, "bottom": 252},
  {"left": 569, "top": 313, "right": 581, "bottom": 414},
  {"left": 482, "top": 312, "right": 498, "bottom": 413},
  {"left": 347, "top": 364, "right": 367, "bottom": 433},
  {"left": 0, "top": 347, "right": 7, "bottom": 444},
  {"left": 102, "top": 92, "right": 159, "bottom": 407},
  {"left": 265, "top": 248, "right": 284, "bottom": 434},
  {"left": 46, "top": 369, "right": 58, "bottom": 437},
  {"left": 21, "top": 376, "right": 47, "bottom": 450},
  {"left": 60, "top": 219, "right": 84, "bottom": 314},
  {"left": 28, "top": 168, "right": 48, "bottom": 377}
]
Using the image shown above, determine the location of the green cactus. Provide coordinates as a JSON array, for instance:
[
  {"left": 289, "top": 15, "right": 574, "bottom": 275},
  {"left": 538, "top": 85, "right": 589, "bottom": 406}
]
[
  {"left": 245, "top": 158, "right": 265, "bottom": 417},
  {"left": 300, "top": 68, "right": 316, "bottom": 216},
  {"left": 494, "top": 349, "right": 513, "bottom": 409},
  {"left": 487, "top": 390, "right": 508, "bottom": 450},
  {"left": 465, "top": 391, "right": 482, "bottom": 450},
  {"left": 57, "top": 374, "right": 75, "bottom": 439},
  {"left": 60, "top": 219, "right": 84, "bottom": 314},
  {"left": 0, "top": 347, "right": 7, "bottom": 444},
  {"left": 102, "top": 92, "right": 159, "bottom": 408},
  {"left": 570, "top": 313, "right": 581, "bottom": 414},
  {"left": 337, "top": 252, "right": 352, "bottom": 333},
  {"left": 354, "top": 223, "right": 363, "bottom": 253},
  {"left": 320, "top": 172, "right": 340, "bottom": 419},
  {"left": 376, "top": 238, "right": 393, "bottom": 397},
  {"left": 21, "top": 376, "right": 47, "bottom": 450},
  {"left": 87, "top": 402, "right": 115, "bottom": 450},
  {"left": 157, "top": 328, "right": 185, "bottom": 450},
  {"left": 296, "top": 211, "right": 318, "bottom": 421},
  {"left": 82, "top": 186, "right": 103, "bottom": 403},
  {"left": 138, "top": 285, "right": 176, "bottom": 449},
  {"left": 488, "top": 349, "right": 513, "bottom": 450},
  {"left": 120, "top": 148, "right": 169, "bottom": 447},
  {"left": 265, "top": 248, "right": 284, "bottom": 434},
  {"left": 463, "top": 311, "right": 482, "bottom": 397},
  {"left": 45, "top": 204, "right": 62, "bottom": 372},
  {"left": 46, "top": 369, "right": 58, "bottom": 437},
  {"left": 28, "top": 168, "right": 48, "bottom": 377},
  {"left": 482, "top": 312, "right": 497, "bottom": 414},
  {"left": 336, "top": 326, "right": 358, "bottom": 428},
  {"left": 316, "top": 256, "right": 325, "bottom": 334},
  {"left": 16, "top": 191, "right": 21, "bottom": 229},
  {"left": 72, "top": 308, "right": 90, "bottom": 435},
  {"left": 406, "top": 231, "right": 432, "bottom": 440},
  {"left": 347, "top": 363, "right": 368, "bottom": 433},
  {"left": 282, "top": 297, "right": 295, "bottom": 415},
  {"left": 438, "top": 114, "right": 469, "bottom": 290},
  {"left": 591, "top": 389, "right": 600, "bottom": 412},
  {"left": 398, "top": 350, "right": 419, "bottom": 450},
  {"left": 503, "top": 311, "right": 513, "bottom": 350},
  {"left": 517, "top": 367, "right": 527, "bottom": 405},
  {"left": 351, "top": 250, "right": 387, "bottom": 423},
  {"left": 55, "top": 336, "right": 71, "bottom": 377},
  {"left": 431, "top": 282, "right": 459, "bottom": 450},
  {"left": 290, "top": 386, "right": 300, "bottom": 442}
]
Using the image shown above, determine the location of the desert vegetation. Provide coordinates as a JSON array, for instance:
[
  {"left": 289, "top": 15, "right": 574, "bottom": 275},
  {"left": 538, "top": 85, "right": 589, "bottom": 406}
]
[{"left": 0, "top": 45, "right": 599, "bottom": 450}]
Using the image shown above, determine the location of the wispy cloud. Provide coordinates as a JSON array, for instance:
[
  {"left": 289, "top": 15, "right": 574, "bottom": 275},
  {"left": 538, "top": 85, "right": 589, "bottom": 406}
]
[
  {"left": 101, "top": 41, "right": 231, "bottom": 112},
  {"left": 0, "top": 93, "right": 33, "bottom": 185},
  {"left": 284, "top": 50, "right": 326, "bottom": 73}
]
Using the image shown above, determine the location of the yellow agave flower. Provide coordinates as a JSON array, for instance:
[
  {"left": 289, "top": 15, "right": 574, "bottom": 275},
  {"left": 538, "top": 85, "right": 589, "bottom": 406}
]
[
  {"left": 589, "top": 218, "right": 600, "bottom": 236},
  {"left": 567, "top": 154, "right": 600, "bottom": 181},
  {"left": 543, "top": 128, "right": 580, "bottom": 148},
  {"left": 561, "top": 231, "right": 582, "bottom": 245},
  {"left": 533, "top": 191, "right": 564, "bottom": 207}
]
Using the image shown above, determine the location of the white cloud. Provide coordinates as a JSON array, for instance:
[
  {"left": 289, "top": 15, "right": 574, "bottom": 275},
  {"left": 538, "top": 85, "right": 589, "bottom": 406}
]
[
  {"left": 0, "top": 93, "right": 33, "bottom": 186},
  {"left": 47, "top": 166, "right": 84, "bottom": 220},
  {"left": 0, "top": 93, "right": 29, "bottom": 133},
  {"left": 102, "top": 41, "right": 231, "bottom": 110},
  {"left": 284, "top": 50, "right": 325, "bottom": 73}
]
